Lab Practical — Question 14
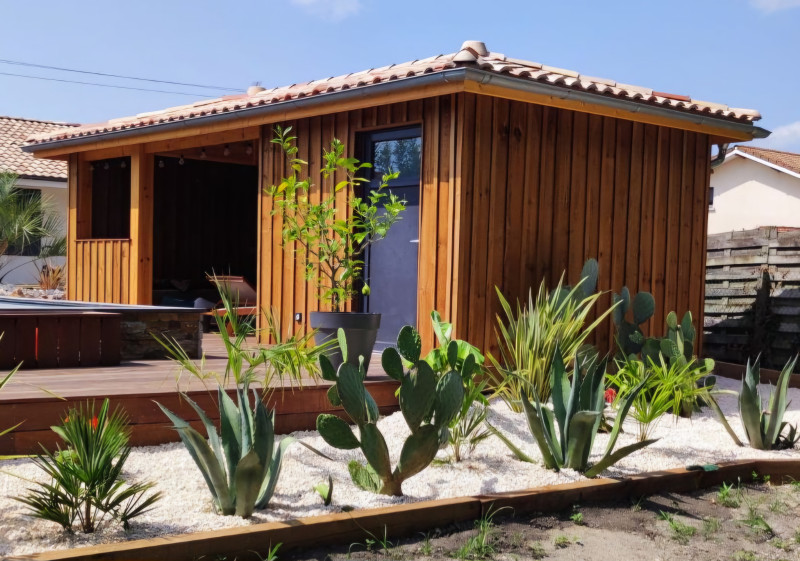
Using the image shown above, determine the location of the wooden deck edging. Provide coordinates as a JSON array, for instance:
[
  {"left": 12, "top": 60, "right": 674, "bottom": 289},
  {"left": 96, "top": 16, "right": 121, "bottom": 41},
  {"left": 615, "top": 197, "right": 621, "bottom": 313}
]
[
  {"left": 20, "top": 459, "right": 800, "bottom": 561},
  {"left": 714, "top": 361, "right": 800, "bottom": 388},
  {"left": 3, "top": 380, "right": 400, "bottom": 455}
]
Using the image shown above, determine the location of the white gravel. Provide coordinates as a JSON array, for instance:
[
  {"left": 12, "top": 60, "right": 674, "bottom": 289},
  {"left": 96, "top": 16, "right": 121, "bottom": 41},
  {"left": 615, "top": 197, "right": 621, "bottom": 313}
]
[
  {"left": 1, "top": 376, "right": 798, "bottom": 557},
  {"left": 0, "top": 284, "right": 64, "bottom": 299}
]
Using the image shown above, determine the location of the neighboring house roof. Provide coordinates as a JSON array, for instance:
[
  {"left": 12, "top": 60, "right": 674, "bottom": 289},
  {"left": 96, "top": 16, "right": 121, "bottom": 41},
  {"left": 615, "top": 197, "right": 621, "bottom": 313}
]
[
  {"left": 23, "top": 40, "right": 763, "bottom": 149},
  {"left": 0, "top": 116, "right": 77, "bottom": 180},
  {"left": 727, "top": 145, "right": 800, "bottom": 177}
]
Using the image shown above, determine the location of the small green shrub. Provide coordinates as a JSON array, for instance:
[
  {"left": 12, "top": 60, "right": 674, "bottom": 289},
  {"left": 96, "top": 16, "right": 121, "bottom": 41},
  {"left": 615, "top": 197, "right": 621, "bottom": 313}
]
[
  {"left": 17, "top": 399, "right": 160, "bottom": 533},
  {"left": 659, "top": 511, "right": 697, "bottom": 544}
]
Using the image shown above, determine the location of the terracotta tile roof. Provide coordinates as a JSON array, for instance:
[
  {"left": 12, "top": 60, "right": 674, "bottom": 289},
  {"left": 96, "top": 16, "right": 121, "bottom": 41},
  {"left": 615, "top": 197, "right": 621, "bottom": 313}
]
[
  {"left": 24, "top": 41, "right": 762, "bottom": 147},
  {"left": 1, "top": 116, "right": 76, "bottom": 179},
  {"left": 733, "top": 145, "right": 800, "bottom": 176}
]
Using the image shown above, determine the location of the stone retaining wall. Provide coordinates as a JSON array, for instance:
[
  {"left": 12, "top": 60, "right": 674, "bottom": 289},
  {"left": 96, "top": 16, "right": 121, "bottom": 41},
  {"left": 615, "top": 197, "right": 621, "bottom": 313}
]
[{"left": 119, "top": 311, "right": 202, "bottom": 360}]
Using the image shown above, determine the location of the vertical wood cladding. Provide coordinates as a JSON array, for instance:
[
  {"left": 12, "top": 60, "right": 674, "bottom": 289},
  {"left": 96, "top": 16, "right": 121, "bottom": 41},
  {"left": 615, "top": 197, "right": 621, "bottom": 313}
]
[
  {"left": 258, "top": 96, "right": 458, "bottom": 348},
  {"left": 453, "top": 93, "right": 711, "bottom": 354},
  {"left": 65, "top": 90, "right": 711, "bottom": 354}
]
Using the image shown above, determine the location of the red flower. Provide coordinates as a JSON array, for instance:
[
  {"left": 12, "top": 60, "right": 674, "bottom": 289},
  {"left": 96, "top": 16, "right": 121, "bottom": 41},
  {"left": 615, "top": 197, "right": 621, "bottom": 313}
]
[
  {"left": 91, "top": 416, "right": 99, "bottom": 430},
  {"left": 604, "top": 388, "right": 617, "bottom": 404}
]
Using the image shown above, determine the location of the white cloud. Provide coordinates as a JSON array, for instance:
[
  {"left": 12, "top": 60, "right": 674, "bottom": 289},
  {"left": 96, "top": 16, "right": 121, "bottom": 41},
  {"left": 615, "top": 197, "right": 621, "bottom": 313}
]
[
  {"left": 752, "top": 120, "right": 800, "bottom": 152},
  {"left": 749, "top": 0, "right": 800, "bottom": 12},
  {"left": 291, "top": 0, "right": 362, "bottom": 21}
]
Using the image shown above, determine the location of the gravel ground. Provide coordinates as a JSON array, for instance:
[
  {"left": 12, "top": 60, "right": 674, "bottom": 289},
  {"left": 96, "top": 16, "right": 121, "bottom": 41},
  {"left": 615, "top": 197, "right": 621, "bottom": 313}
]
[
  {"left": 1, "top": 376, "right": 798, "bottom": 557},
  {"left": 0, "top": 284, "right": 64, "bottom": 299}
]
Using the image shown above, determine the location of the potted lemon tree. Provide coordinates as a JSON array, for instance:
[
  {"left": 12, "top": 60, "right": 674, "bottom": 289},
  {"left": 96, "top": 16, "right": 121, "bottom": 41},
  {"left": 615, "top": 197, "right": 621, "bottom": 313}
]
[{"left": 266, "top": 126, "right": 405, "bottom": 368}]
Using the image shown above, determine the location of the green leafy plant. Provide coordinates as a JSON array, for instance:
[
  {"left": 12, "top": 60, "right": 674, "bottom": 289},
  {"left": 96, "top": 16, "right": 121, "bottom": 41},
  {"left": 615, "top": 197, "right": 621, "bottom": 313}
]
[
  {"left": 316, "top": 326, "right": 464, "bottom": 496},
  {"left": 553, "top": 535, "right": 572, "bottom": 548},
  {"left": 158, "top": 275, "right": 331, "bottom": 389},
  {"left": 488, "top": 348, "right": 656, "bottom": 477},
  {"left": 0, "top": 172, "right": 65, "bottom": 281},
  {"left": 659, "top": 511, "right": 697, "bottom": 544},
  {"left": 424, "top": 311, "right": 489, "bottom": 461},
  {"left": 702, "top": 517, "right": 722, "bottom": 540},
  {"left": 448, "top": 405, "right": 491, "bottom": 463},
  {"left": 313, "top": 475, "right": 333, "bottom": 506},
  {"left": 266, "top": 126, "right": 404, "bottom": 311},
  {"left": 350, "top": 525, "right": 394, "bottom": 555},
  {"left": 17, "top": 399, "right": 160, "bottom": 533},
  {"left": 455, "top": 505, "right": 507, "bottom": 559},
  {"left": 608, "top": 354, "right": 719, "bottom": 441},
  {"left": 718, "top": 482, "right": 742, "bottom": 508},
  {"left": 491, "top": 259, "right": 613, "bottom": 407},
  {"left": 570, "top": 510, "right": 584, "bottom": 525},
  {"left": 739, "top": 355, "right": 799, "bottom": 450}
]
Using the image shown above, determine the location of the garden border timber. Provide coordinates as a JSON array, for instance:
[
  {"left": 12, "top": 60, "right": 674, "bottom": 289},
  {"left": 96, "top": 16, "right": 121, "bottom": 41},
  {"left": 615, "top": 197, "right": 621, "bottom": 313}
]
[
  {"left": 714, "top": 361, "right": 800, "bottom": 388},
  {"left": 18, "top": 459, "right": 800, "bottom": 561}
]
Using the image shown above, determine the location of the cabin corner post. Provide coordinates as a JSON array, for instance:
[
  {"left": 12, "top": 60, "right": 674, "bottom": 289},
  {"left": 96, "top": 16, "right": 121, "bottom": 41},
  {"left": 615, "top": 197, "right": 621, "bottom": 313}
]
[
  {"left": 66, "top": 154, "right": 79, "bottom": 300},
  {"left": 129, "top": 146, "right": 154, "bottom": 304}
]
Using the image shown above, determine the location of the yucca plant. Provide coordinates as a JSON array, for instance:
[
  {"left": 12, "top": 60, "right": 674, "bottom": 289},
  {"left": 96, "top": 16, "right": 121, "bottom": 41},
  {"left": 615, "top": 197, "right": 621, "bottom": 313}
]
[
  {"left": 489, "top": 349, "right": 656, "bottom": 477},
  {"left": 490, "top": 260, "right": 614, "bottom": 409},
  {"left": 17, "top": 399, "right": 161, "bottom": 533},
  {"left": 739, "top": 355, "right": 799, "bottom": 450},
  {"left": 157, "top": 385, "right": 313, "bottom": 518}
]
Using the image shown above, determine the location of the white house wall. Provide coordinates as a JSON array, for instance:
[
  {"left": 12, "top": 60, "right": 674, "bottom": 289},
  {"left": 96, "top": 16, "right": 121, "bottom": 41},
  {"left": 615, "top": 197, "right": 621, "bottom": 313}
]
[
  {"left": 708, "top": 156, "right": 800, "bottom": 234},
  {"left": 1, "top": 179, "right": 67, "bottom": 285}
]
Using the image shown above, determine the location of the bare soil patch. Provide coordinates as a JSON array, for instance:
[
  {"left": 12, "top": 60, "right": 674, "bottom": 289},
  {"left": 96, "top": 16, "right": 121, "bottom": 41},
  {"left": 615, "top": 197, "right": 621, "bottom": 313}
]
[{"left": 284, "top": 481, "right": 800, "bottom": 561}]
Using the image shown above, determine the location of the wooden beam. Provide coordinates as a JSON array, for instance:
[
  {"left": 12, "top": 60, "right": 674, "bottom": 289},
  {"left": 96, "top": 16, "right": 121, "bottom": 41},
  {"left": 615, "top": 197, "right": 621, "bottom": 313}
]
[
  {"left": 145, "top": 126, "right": 260, "bottom": 154},
  {"left": 464, "top": 81, "right": 757, "bottom": 142},
  {"left": 66, "top": 155, "right": 79, "bottom": 300},
  {"left": 129, "top": 147, "right": 154, "bottom": 304}
]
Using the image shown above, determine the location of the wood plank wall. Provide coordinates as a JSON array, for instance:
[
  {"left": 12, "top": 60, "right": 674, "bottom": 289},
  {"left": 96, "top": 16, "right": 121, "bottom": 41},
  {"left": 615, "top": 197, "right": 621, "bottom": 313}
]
[
  {"left": 71, "top": 239, "right": 131, "bottom": 303},
  {"left": 258, "top": 96, "right": 459, "bottom": 348},
  {"left": 453, "top": 93, "right": 712, "bottom": 354}
]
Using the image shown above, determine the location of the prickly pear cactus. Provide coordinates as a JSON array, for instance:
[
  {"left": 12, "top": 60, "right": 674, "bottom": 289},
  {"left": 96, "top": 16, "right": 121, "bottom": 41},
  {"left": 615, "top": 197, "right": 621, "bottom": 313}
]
[
  {"left": 612, "top": 286, "right": 656, "bottom": 356},
  {"left": 316, "top": 326, "right": 464, "bottom": 496}
]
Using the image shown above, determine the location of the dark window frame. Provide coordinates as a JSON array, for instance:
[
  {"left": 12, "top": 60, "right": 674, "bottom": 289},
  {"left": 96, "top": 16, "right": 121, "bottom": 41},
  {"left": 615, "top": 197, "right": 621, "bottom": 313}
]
[{"left": 354, "top": 125, "right": 423, "bottom": 313}]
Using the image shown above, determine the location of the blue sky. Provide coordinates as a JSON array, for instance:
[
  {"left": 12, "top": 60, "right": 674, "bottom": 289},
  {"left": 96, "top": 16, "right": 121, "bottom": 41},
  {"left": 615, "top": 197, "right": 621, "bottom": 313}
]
[{"left": 1, "top": 0, "right": 798, "bottom": 150}]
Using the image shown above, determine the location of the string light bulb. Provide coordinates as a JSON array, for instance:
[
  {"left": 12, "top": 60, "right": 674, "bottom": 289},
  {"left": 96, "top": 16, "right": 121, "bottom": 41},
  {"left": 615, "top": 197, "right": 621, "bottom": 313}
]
[
  {"left": 120, "top": 160, "right": 126, "bottom": 169},
  {"left": 245, "top": 143, "right": 253, "bottom": 156},
  {"left": 200, "top": 148, "right": 207, "bottom": 159},
  {"left": 223, "top": 144, "right": 231, "bottom": 156},
  {"left": 103, "top": 162, "right": 109, "bottom": 170},
  {"left": 158, "top": 159, "right": 165, "bottom": 168},
  {"left": 178, "top": 155, "right": 185, "bottom": 166}
]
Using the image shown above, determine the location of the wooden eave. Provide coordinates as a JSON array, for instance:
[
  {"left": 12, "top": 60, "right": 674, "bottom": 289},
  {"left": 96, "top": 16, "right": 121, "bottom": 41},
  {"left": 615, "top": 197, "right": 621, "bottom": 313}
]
[{"left": 25, "top": 67, "right": 766, "bottom": 160}]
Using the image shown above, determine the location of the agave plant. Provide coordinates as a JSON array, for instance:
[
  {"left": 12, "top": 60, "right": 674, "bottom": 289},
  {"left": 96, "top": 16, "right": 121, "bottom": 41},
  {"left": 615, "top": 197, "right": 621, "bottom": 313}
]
[
  {"left": 739, "top": 355, "right": 799, "bottom": 450},
  {"left": 157, "top": 385, "right": 319, "bottom": 518},
  {"left": 489, "top": 349, "right": 657, "bottom": 477}
]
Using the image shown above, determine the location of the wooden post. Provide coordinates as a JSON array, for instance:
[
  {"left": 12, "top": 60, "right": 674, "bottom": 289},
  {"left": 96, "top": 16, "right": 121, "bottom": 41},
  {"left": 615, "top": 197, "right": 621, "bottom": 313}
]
[{"left": 129, "top": 146, "right": 153, "bottom": 304}]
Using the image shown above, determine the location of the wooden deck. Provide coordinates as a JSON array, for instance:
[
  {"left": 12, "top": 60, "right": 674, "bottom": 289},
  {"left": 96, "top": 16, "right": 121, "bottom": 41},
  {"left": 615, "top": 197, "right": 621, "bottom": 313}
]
[{"left": 0, "top": 334, "right": 397, "bottom": 455}]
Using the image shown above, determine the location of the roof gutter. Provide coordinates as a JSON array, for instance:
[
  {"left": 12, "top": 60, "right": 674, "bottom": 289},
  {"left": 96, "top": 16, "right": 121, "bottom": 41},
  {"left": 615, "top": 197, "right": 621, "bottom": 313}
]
[
  {"left": 23, "top": 66, "right": 769, "bottom": 153},
  {"left": 463, "top": 68, "right": 771, "bottom": 141}
]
